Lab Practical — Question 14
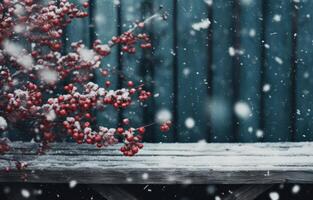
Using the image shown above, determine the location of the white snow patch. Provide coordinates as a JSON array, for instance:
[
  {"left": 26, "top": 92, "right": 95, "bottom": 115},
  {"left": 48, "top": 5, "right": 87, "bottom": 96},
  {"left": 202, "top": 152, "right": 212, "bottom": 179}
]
[
  {"left": 275, "top": 57, "right": 283, "bottom": 65},
  {"left": 45, "top": 110, "right": 56, "bottom": 121},
  {"left": 2, "top": 40, "right": 33, "bottom": 69},
  {"left": 3, "top": 40, "right": 23, "bottom": 57},
  {"left": 14, "top": 4, "right": 25, "bottom": 15},
  {"left": 0, "top": 116, "right": 8, "bottom": 130},
  {"left": 78, "top": 48, "right": 96, "bottom": 62},
  {"left": 269, "top": 192, "right": 279, "bottom": 200},
  {"left": 14, "top": 24, "right": 26, "bottom": 33},
  {"left": 234, "top": 102, "right": 251, "bottom": 119},
  {"left": 156, "top": 109, "right": 172, "bottom": 123},
  {"left": 262, "top": 84, "right": 271, "bottom": 92},
  {"left": 21, "top": 189, "right": 30, "bottom": 198},
  {"left": 185, "top": 117, "right": 195, "bottom": 129},
  {"left": 192, "top": 18, "right": 210, "bottom": 31}
]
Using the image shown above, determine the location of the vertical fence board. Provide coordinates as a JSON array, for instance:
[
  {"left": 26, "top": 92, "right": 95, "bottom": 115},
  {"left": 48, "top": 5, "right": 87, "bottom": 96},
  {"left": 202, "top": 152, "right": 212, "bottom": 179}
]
[
  {"left": 176, "top": 0, "right": 209, "bottom": 142},
  {"left": 210, "top": 0, "right": 234, "bottom": 142},
  {"left": 94, "top": 0, "right": 118, "bottom": 128},
  {"left": 263, "top": 1, "right": 293, "bottom": 141},
  {"left": 120, "top": 0, "right": 144, "bottom": 129},
  {"left": 237, "top": 1, "right": 262, "bottom": 142},
  {"left": 65, "top": 1, "right": 90, "bottom": 50},
  {"left": 295, "top": 1, "right": 313, "bottom": 141},
  {"left": 152, "top": 2, "right": 175, "bottom": 142},
  {"left": 140, "top": 0, "right": 156, "bottom": 142}
]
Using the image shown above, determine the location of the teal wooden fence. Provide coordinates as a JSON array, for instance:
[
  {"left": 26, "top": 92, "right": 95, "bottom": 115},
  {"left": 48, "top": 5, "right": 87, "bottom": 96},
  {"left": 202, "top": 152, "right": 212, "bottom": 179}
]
[{"left": 63, "top": 0, "right": 313, "bottom": 143}]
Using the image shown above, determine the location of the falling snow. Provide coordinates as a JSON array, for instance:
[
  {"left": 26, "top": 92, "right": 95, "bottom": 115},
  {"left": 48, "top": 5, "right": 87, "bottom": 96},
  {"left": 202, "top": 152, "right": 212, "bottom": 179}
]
[
  {"left": 156, "top": 109, "right": 172, "bottom": 123},
  {"left": 292, "top": 185, "right": 300, "bottom": 194},
  {"left": 234, "top": 102, "right": 252, "bottom": 119},
  {"left": 269, "top": 192, "right": 280, "bottom": 200},
  {"left": 38, "top": 68, "right": 59, "bottom": 84},
  {"left": 69, "top": 180, "right": 78, "bottom": 188},
  {"left": 204, "top": 0, "right": 213, "bottom": 6},
  {"left": 275, "top": 57, "right": 283, "bottom": 65},
  {"left": 21, "top": 189, "right": 30, "bottom": 199},
  {"left": 185, "top": 117, "right": 195, "bottom": 129},
  {"left": 192, "top": 18, "right": 211, "bottom": 31},
  {"left": 273, "top": 14, "right": 282, "bottom": 22},
  {"left": 263, "top": 84, "right": 271, "bottom": 92},
  {"left": 0, "top": 117, "right": 7, "bottom": 130},
  {"left": 256, "top": 129, "right": 264, "bottom": 138}
]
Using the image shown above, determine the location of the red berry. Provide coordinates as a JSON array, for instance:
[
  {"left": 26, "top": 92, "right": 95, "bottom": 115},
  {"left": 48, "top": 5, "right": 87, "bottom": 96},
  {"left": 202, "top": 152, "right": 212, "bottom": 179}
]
[
  {"left": 83, "top": 2, "right": 89, "bottom": 8},
  {"left": 137, "top": 127, "right": 145, "bottom": 134},
  {"left": 59, "top": 109, "right": 67, "bottom": 116},
  {"left": 123, "top": 118, "right": 129, "bottom": 125},
  {"left": 127, "top": 81, "right": 134, "bottom": 87},
  {"left": 117, "top": 127, "right": 124, "bottom": 134},
  {"left": 105, "top": 80, "right": 111, "bottom": 87},
  {"left": 95, "top": 135, "right": 102, "bottom": 142},
  {"left": 160, "top": 124, "right": 170, "bottom": 132}
]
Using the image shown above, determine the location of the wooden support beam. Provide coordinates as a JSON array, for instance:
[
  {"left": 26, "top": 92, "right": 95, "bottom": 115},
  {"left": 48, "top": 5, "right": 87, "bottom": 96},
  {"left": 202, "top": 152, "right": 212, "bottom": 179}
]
[
  {"left": 224, "top": 185, "right": 273, "bottom": 200},
  {"left": 91, "top": 185, "right": 138, "bottom": 200}
]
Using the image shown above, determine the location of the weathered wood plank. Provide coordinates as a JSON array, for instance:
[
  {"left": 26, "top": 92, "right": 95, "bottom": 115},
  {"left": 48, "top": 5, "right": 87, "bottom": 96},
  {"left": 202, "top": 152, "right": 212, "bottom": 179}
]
[{"left": 1, "top": 142, "right": 313, "bottom": 184}]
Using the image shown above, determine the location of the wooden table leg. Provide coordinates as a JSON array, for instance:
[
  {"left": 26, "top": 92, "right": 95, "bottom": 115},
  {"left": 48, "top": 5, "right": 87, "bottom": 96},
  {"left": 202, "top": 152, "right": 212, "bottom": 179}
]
[
  {"left": 91, "top": 185, "right": 138, "bottom": 200},
  {"left": 224, "top": 184, "right": 273, "bottom": 200}
]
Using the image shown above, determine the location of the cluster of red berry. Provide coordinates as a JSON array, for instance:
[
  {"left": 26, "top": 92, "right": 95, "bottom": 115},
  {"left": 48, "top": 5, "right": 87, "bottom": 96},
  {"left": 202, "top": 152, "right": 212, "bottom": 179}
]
[
  {"left": 112, "top": 31, "right": 152, "bottom": 54},
  {"left": 0, "top": 0, "right": 170, "bottom": 169}
]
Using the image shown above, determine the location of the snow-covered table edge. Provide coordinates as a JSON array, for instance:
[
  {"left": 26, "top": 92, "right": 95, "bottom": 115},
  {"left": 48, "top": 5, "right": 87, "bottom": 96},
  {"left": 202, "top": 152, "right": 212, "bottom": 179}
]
[{"left": 0, "top": 142, "right": 313, "bottom": 184}]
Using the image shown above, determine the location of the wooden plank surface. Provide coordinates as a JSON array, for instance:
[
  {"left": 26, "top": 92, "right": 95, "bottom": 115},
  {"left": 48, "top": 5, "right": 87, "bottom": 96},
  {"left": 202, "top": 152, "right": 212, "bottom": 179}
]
[{"left": 1, "top": 142, "right": 313, "bottom": 184}]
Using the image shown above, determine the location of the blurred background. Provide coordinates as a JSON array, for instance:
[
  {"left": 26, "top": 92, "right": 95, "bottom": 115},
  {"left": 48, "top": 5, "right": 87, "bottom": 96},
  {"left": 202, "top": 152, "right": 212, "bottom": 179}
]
[
  {"left": 64, "top": 0, "right": 313, "bottom": 143},
  {"left": 4, "top": 1, "right": 313, "bottom": 199}
]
